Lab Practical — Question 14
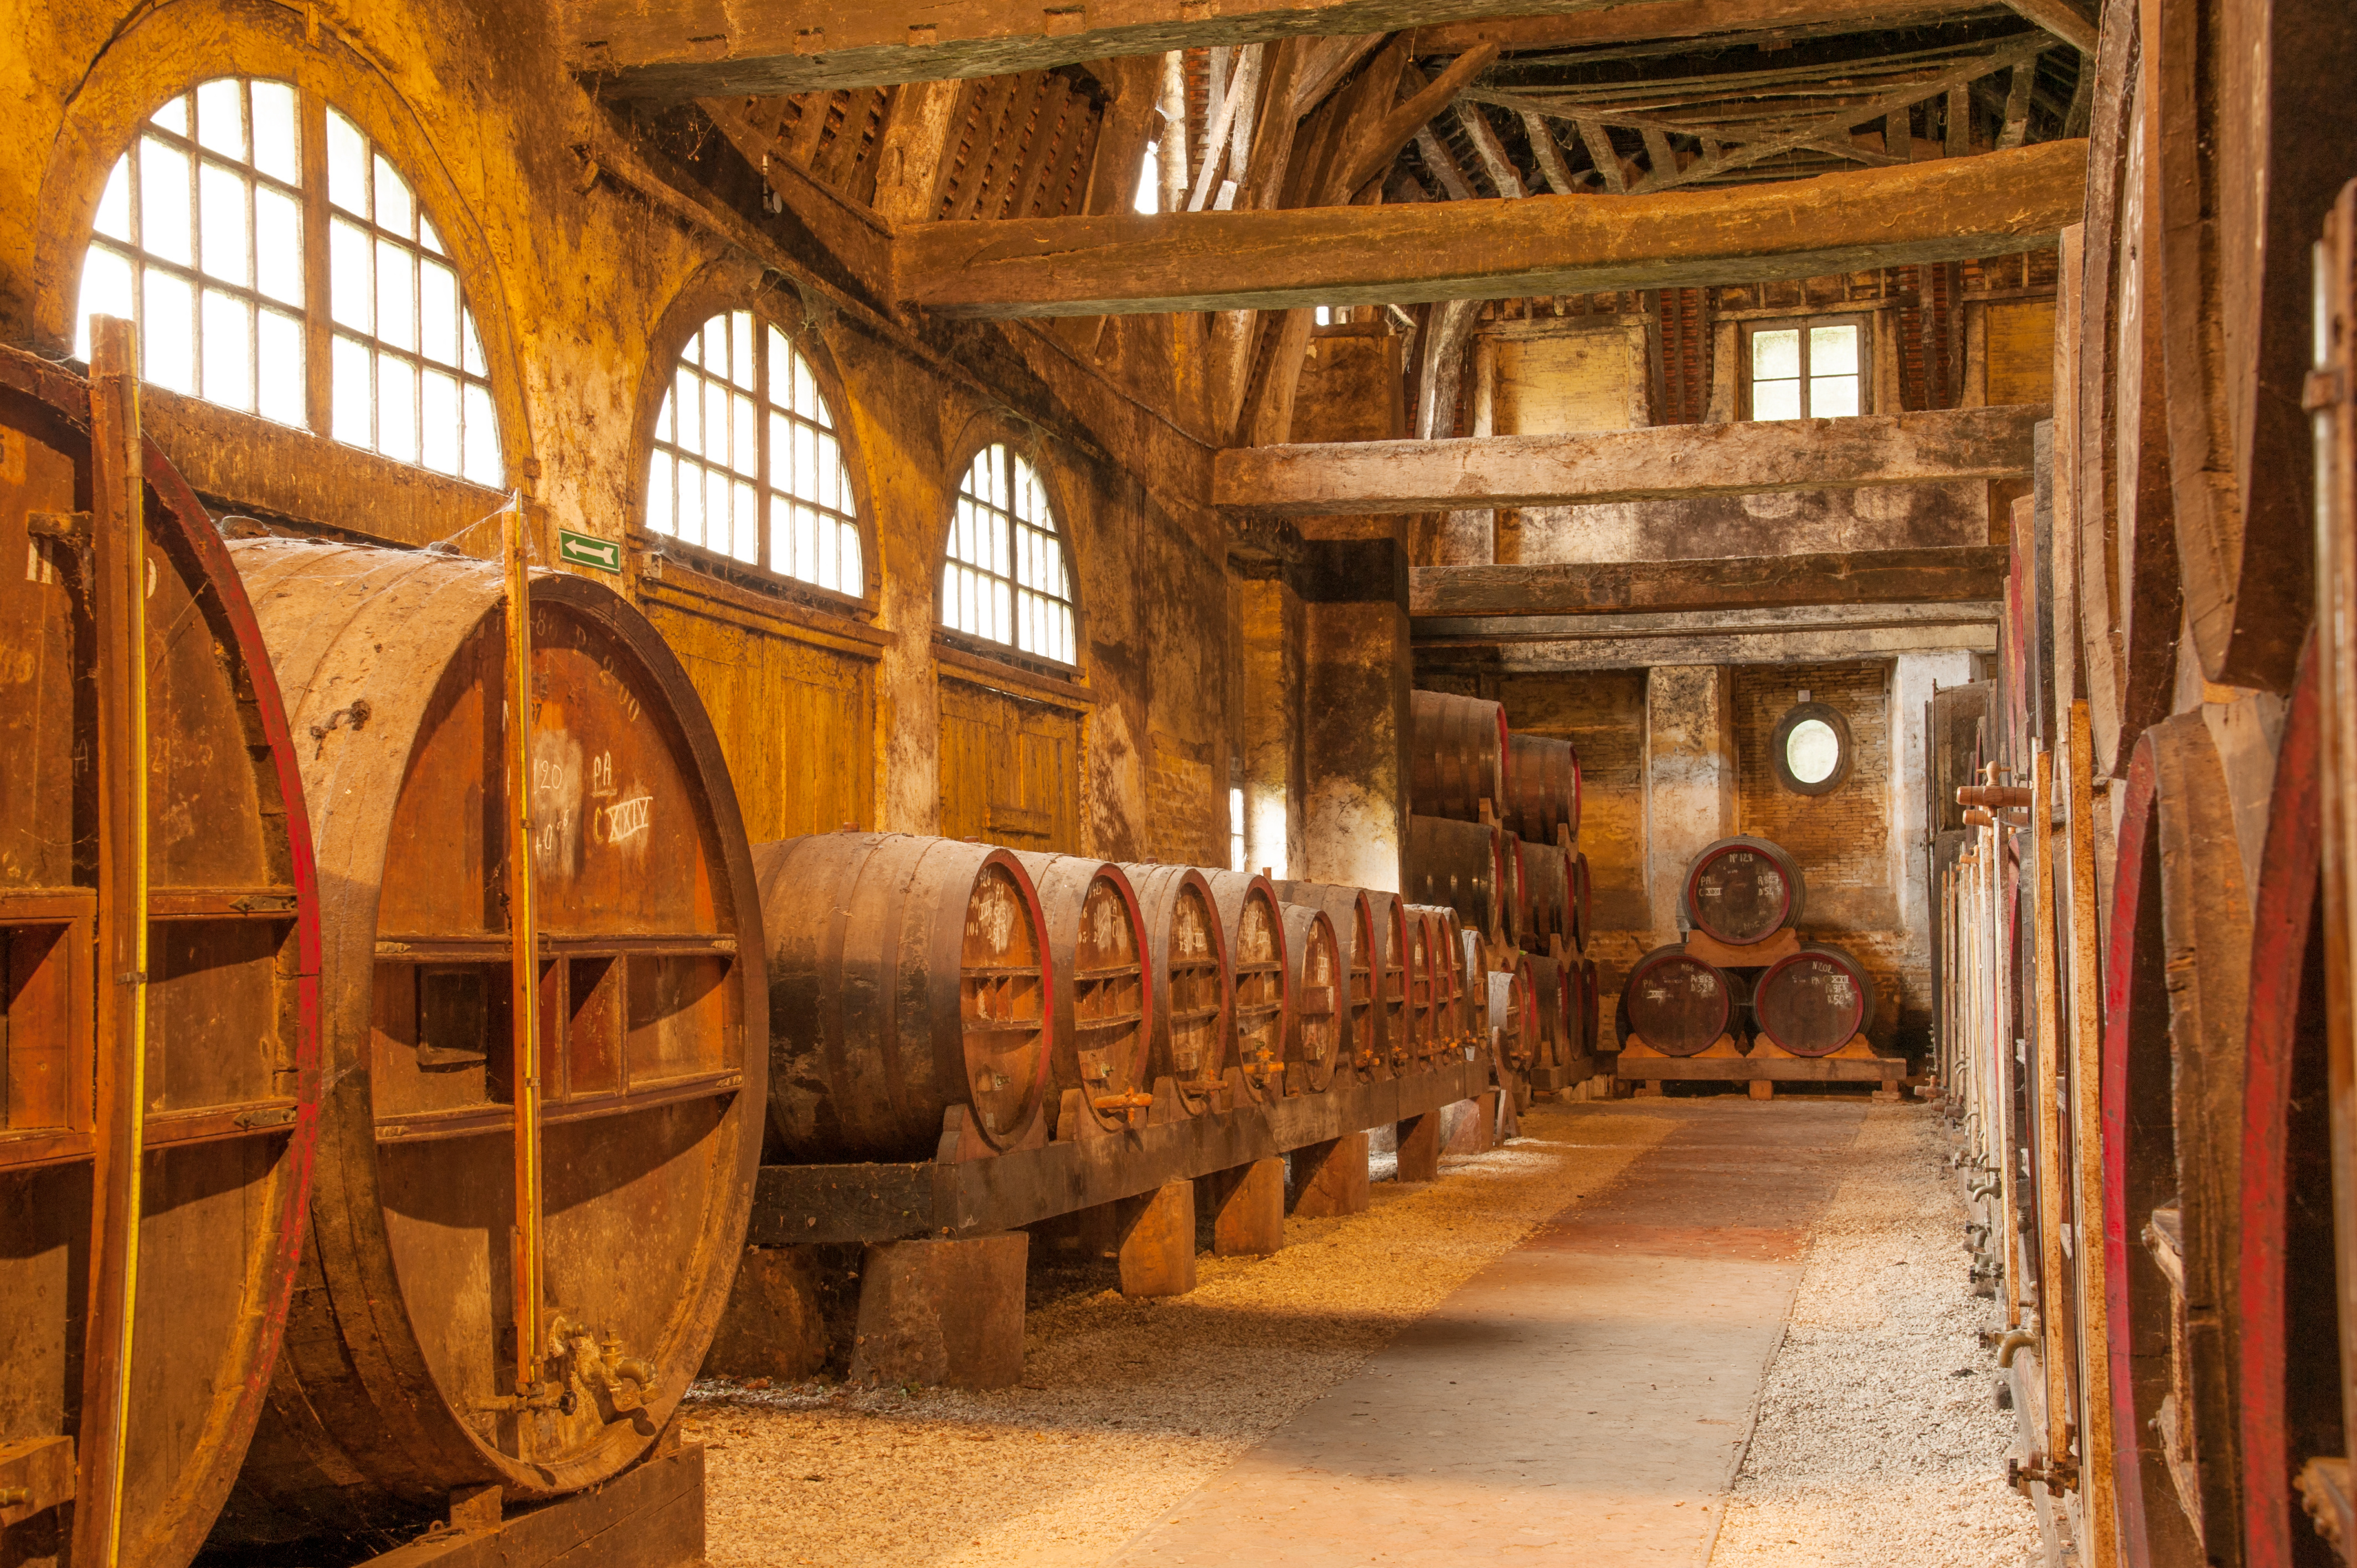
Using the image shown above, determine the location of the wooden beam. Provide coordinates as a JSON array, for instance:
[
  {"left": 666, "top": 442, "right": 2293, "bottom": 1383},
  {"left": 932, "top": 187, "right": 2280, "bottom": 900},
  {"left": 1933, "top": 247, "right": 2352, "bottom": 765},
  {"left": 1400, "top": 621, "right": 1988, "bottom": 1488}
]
[
  {"left": 1406, "top": 0, "right": 2000, "bottom": 55},
  {"left": 1575, "top": 115, "right": 1627, "bottom": 192},
  {"left": 1454, "top": 102, "right": 1528, "bottom": 198},
  {"left": 1993, "top": 0, "right": 2098, "bottom": 53},
  {"left": 1414, "top": 125, "right": 1479, "bottom": 200},
  {"left": 1409, "top": 545, "right": 2010, "bottom": 618},
  {"left": 868, "top": 80, "right": 966, "bottom": 220},
  {"left": 894, "top": 138, "right": 2086, "bottom": 317},
  {"left": 1331, "top": 44, "right": 1497, "bottom": 198},
  {"left": 1291, "top": 33, "right": 1387, "bottom": 119},
  {"left": 1216, "top": 404, "right": 2045, "bottom": 514},
  {"left": 575, "top": 0, "right": 1579, "bottom": 99},
  {"left": 698, "top": 97, "right": 897, "bottom": 295},
  {"left": 1521, "top": 111, "right": 1581, "bottom": 194}
]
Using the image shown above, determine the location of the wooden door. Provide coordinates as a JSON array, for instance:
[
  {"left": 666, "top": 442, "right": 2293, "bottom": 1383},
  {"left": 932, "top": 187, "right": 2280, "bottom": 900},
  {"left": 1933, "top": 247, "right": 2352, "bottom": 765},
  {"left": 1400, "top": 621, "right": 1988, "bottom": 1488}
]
[{"left": 938, "top": 678, "right": 1081, "bottom": 852}]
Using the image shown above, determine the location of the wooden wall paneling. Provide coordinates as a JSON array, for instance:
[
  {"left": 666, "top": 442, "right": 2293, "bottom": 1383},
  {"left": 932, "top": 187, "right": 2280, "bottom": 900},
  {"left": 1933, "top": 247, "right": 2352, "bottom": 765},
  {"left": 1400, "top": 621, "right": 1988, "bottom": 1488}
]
[
  {"left": 1986, "top": 298, "right": 2057, "bottom": 406},
  {"left": 642, "top": 598, "right": 877, "bottom": 842},
  {"left": 939, "top": 677, "right": 1083, "bottom": 852}
]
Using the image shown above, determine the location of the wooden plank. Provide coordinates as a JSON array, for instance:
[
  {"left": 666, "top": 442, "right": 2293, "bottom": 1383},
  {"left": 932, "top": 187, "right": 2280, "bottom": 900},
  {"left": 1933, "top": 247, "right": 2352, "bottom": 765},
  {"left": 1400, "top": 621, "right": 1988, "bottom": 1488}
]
[
  {"left": 747, "top": 1060, "right": 1486, "bottom": 1244},
  {"left": 577, "top": 0, "right": 1614, "bottom": 97},
  {"left": 2030, "top": 744, "right": 2076, "bottom": 1476},
  {"left": 1411, "top": 546, "right": 2009, "bottom": 618},
  {"left": 1406, "top": 0, "right": 1992, "bottom": 55},
  {"left": 1995, "top": 0, "right": 2097, "bottom": 54},
  {"left": 2062, "top": 699, "right": 2121, "bottom": 1568},
  {"left": 894, "top": 139, "right": 2087, "bottom": 317},
  {"left": 1217, "top": 404, "right": 2044, "bottom": 515},
  {"left": 868, "top": 79, "right": 967, "bottom": 221}
]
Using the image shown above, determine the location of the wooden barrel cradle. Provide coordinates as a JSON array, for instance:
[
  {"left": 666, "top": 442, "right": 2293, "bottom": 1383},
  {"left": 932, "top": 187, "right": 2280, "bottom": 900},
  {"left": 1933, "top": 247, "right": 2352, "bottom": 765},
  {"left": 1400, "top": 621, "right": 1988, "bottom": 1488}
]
[
  {"left": 1409, "top": 689, "right": 1509, "bottom": 822},
  {"left": 215, "top": 538, "right": 764, "bottom": 1550},
  {"left": 1278, "top": 902, "right": 1342, "bottom": 1094},
  {"left": 761, "top": 833, "right": 1051, "bottom": 1159},
  {"left": 1120, "top": 864, "right": 1234, "bottom": 1114},
  {"left": 1580, "top": 957, "right": 1602, "bottom": 1059},
  {"left": 1620, "top": 946, "right": 1737, "bottom": 1057},
  {"left": 0, "top": 343, "right": 323, "bottom": 1568},
  {"left": 1517, "top": 841, "right": 1569, "bottom": 956},
  {"left": 1569, "top": 852, "right": 1592, "bottom": 955},
  {"left": 1406, "top": 813, "right": 1510, "bottom": 945},
  {"left": 1501, "top": 733, "right": 1581, "bottom": 844},
  {"left": 1013, "top": 853, "right": 1153, "bottom": 1136},
  {"left": 1752, "top": 944, "right": 1878, "bottom": 1057},
  {"left": 1201, "top": 871, "right": 1290, "bottom": 1103},
  {"left": 1681, "top": 835, "right": 1807, "bottom": 947},
  {"left": 1437, "top": 907, "right": 1470, "bottom": 1049},
  {"left": 1365, "top": 890, "right": 1410, "bottom": 1079},
  {"left": 1275, "top": 881, "right": 1373, "bottom": 1089}
]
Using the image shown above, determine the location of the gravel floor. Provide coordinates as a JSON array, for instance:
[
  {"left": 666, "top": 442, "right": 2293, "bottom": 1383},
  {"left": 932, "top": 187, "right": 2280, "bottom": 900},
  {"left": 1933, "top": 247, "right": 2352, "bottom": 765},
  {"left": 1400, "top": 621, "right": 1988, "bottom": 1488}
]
[
  {"left": 1705, "top": 1103, "right": 2045, "bottom": 1568},
  {"left": 685, "top": 1102, "right": 1675, "bottom": 1568}
]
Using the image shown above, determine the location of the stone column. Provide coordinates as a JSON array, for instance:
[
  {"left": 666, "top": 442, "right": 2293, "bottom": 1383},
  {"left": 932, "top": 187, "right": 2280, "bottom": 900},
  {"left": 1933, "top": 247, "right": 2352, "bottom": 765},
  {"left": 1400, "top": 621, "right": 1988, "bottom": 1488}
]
[
  {"left": 1300, "top": 519, "right": 1409, "bottom": 892},
  {"left": 1643, "top": 666, "right": 1738, "bottom": 945},
  {"left": 1237, "top": 575, "right": 1306, "bottom": 879}
]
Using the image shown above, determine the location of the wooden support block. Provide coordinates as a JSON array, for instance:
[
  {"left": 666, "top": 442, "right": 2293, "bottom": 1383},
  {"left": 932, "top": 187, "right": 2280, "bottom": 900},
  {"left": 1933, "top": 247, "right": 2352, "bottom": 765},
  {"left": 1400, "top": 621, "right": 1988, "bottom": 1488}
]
[
  {"left": 363, "top": 1444, "right": 706, "bottom": 1568},
  {"left": 1396, "top": 1110, "right": 1442, "bottom": 1182},
  {"left": 1208, "top": 1158, "right": 1285, "bottom": 1257},
  {"left": 1748, "top": 1080, "right": 1776, "bottom": 1101},
  {"left": 1441, "top": 1096, "right": 1490, "bottom": 1155},
  {"left": 848, "top": 1234, "right": 1029, "bottom": 1388},
  {"left": 1114, "top": 1180, "right": 1197, "bottom": 1297},
  {"left": 701, "top": 1246, "right": 829, "bottom": 1381},
  {"left": 1635, "top": 1080, "right": 1665, "bottom": 1098},
  {"left": 1289, "top": 1131, "right": 1370, "bottom": 1218}
]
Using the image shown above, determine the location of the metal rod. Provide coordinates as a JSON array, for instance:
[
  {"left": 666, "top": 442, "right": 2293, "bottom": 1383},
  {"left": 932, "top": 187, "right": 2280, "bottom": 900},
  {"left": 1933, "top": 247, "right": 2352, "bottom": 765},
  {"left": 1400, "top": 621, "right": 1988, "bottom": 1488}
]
[
  {"left": 505, "top": 492, "right": 544, "bottom": 1393},
  {"left": 73, "top": 314, "right": 148, "bottom": 1568}
]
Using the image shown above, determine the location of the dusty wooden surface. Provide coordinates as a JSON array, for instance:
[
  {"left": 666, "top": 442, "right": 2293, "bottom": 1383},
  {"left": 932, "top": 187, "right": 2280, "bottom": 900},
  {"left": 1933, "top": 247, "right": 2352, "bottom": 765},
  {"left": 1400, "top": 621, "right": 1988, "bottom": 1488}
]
[
  {"left": 1411, "top": 545, "right": 2009, "bottom": 618},
  {"left": 898, "top": 142, "right": 2087, "bottom": 317},
  {"left": 1215, "top": 405, "right": 2044, "bottom": 515}
]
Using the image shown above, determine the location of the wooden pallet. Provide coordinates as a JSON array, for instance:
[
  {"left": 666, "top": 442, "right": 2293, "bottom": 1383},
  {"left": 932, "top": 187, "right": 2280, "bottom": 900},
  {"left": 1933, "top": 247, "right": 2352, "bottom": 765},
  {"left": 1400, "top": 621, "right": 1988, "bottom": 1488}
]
[{"left": 1617, "top": 1033, "right": 1906, "bottom": 1098}]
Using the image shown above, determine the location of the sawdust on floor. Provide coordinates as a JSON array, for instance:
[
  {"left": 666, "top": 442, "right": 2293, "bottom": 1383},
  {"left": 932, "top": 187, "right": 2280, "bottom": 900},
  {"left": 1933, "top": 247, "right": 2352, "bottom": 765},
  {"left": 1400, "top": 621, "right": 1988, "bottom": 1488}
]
[
  {"left": 686, "top": 1101, "right": 1674, "bottom": 1568},
  {"left": 1705, "top": 1102, "right": 2045, "bottom": 1568}
]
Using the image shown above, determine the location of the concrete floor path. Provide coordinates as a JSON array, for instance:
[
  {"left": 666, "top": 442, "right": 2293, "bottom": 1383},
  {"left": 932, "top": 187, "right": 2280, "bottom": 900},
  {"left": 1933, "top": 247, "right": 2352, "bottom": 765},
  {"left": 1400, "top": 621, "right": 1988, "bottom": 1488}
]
[{"left": 1109, "top": 1099, "right": 1867, "bottom": 1567}]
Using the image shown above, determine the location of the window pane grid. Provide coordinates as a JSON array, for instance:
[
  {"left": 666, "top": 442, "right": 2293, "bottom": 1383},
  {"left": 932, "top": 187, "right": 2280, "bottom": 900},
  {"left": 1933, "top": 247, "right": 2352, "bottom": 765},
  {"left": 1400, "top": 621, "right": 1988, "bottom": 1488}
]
[
  {"left": 78, "top": 80, "right": 502, "bottom": 481},
  {"left": 1747, "top": 319, "right": 1865, "bottom": 422},
  {"left": 78, "top": 78, "right": 307, "bottom": 427},
  {"left": 646, "top": 313, "right": 864, "bottom": 595},
  {"left": 941, "top": 443, "right": 1075, "bottom": 665},
  {"left": 323, "top": 109, "right": 500, "bottom": 485}
]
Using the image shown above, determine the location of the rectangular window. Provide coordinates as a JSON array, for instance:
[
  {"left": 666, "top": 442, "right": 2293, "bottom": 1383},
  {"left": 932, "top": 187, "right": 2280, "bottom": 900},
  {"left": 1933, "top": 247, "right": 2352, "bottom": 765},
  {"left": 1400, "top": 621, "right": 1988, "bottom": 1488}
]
[{"left": 1742, "top": 316, "right": 1869, "bottom": 421}]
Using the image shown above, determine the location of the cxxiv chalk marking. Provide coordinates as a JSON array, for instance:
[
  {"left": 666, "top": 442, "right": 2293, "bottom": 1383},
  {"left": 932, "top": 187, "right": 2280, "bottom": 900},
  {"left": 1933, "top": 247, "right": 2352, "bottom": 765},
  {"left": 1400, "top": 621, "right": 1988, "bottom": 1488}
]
[{"left": 597, "top": 794, "right": 653, "bottom": 845}]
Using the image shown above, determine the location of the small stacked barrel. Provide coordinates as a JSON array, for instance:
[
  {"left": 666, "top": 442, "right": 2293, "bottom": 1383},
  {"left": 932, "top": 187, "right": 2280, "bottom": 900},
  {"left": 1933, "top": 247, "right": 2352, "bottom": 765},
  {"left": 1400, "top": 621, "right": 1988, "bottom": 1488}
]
[
  {"left": 1617, "top": 833, "right": 1876, "bottom": 1061},
  {"left": 1403, "top": 690, "right": 1597, "bottom": 1094}
]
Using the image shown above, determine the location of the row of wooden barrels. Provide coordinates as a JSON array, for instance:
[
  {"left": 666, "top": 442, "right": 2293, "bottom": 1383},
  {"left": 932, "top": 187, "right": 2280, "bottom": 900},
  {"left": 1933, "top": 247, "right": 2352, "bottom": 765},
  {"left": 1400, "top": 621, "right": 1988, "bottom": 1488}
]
[
  {"left": 0, "top": 348, "right": 1602, "bottom": 1568},
  {"left": 1618, "top": 941, "right": 1879, "bottom": 1058},
  {"left": 761, "top": 835, "right": 1596, "bottom": 1162},
  {"left": 1407, "top": 689, "right": 1581, "bottom": 845},
  {"left": 1403, "top": 813, "right": 1593, "bottom": 956}
]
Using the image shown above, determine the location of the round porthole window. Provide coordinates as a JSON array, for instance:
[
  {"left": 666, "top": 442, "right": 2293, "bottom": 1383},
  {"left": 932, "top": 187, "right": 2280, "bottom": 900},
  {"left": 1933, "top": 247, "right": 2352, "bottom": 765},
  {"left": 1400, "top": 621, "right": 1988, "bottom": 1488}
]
[{"left": 1771, "top": 700, "right": 1851, "bottom": 795}]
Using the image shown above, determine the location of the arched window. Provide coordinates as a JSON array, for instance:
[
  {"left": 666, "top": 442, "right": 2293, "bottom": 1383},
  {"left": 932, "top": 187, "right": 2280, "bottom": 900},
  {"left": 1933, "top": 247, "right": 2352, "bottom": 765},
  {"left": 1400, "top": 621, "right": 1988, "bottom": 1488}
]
[
  {"left": 74, "top": 78, "right": 503, "bottom": 486},
  {"left": 943, "top": 444, "right": 1075, "bottom": 665},
  {"left": 646, "top": 311, "right": 864, "bottom": 596}
]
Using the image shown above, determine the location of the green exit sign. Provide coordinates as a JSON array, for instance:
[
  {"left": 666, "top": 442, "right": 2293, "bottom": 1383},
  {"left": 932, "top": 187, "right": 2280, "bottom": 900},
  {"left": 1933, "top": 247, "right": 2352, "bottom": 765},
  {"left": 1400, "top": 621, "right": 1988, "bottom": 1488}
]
[{"left": 558, "top": 528, "right": 621, "bottom": 574}]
